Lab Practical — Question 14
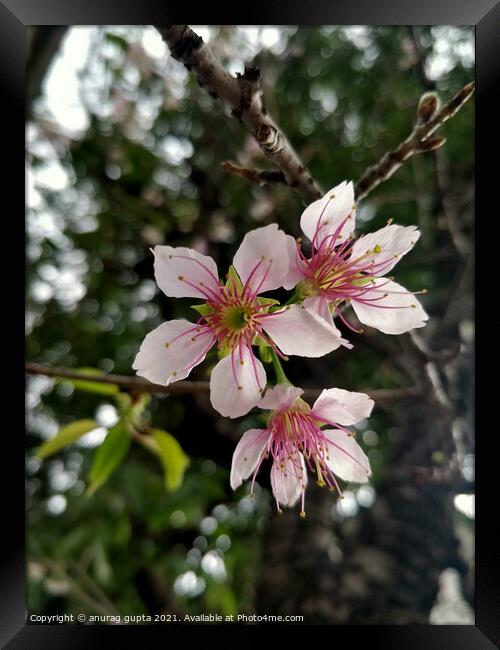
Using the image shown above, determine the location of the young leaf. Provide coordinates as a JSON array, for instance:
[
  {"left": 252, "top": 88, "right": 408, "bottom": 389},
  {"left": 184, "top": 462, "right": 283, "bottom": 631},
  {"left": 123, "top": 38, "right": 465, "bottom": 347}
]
[
  {"left": 191, "top": 303, "right": 213, "bottom": 317},
  {"left": 36, "top": 419, "right": 98, "bottom": 459},
  {"left": 59, "top": 368, "right": 120, "bottom": 396},
  {"left": 87, "top": 422, "right": 131, "bottom": 496},
  {"left": 151, "top": 429, "right": 190, "bottom": 491}
]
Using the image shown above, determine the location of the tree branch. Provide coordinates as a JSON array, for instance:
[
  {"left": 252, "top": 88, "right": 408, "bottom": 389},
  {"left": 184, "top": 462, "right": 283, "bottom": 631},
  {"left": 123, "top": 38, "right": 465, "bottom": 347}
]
[
  {"left": 25, "top": 361, "right": 420, "bottom": 407},
  {"left": 155, "top": 25, "right": 322, "bottom": 203},
  {"left": 354, "top": 81, "right": 475, "bottom": 200}
]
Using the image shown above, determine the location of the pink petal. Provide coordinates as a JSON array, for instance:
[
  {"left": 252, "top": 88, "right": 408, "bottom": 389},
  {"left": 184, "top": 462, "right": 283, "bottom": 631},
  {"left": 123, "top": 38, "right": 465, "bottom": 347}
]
[
  {"left": 312, "top": 388, "right": 374, "bottom": 426},
  {"left": 233, "top": 224, "right": 296, "bottom": 294},
  {"left": 230, "top": 428, "right": 269, "bottom": 490},
  {"left": 300, "top": 181, "right": 356, "bottom": 247},
  {"left": 349, "top": 224, "right": 420, "bottom": 275},
  {"left": 282, "top": 234, "right": 308, "bottom": 290},
  {"left": 153, "top": 245, "right": 220, "bottom": 299},
  {"left": 351, "top": 278, "right": 428, "bottom": 335},
  {"left": 259, "top": 385, "right": 304, "bottom": 412},
  {"left": 323, "top": 429, "right": 371, "bottom": 483},
  {"left": 261, "top": 303, "right": 345, "bottom": 357},
  {"left": 210, "top": 345, "right": 266, "bottom": 418},
  {"left": 132, "top": 320, "right": 214, "bottom": 385},
  {"left": 303, "top": 296, "right": 353, "bottom": 349},
  {"left": 270, "top": 454, "right": 307, "bottom": 507}
]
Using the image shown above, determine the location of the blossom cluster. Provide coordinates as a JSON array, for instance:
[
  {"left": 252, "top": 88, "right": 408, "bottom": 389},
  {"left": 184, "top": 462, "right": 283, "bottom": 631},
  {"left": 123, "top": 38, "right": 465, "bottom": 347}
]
[{"left": 133, "top": 181, "right": 428, "bottom": 514}]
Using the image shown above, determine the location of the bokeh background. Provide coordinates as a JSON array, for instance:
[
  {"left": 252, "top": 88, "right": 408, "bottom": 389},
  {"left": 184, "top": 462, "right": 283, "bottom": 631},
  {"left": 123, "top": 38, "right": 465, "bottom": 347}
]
[{"left": 26, "top": 26, "right": 474, "bottom": 624}]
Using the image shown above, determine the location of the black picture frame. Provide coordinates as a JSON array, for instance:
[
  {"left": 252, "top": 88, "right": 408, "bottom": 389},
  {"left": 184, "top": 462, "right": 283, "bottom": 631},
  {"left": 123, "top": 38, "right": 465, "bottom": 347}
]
[{"left": 6, "top": 0, "right": 499, "bottom": 646}]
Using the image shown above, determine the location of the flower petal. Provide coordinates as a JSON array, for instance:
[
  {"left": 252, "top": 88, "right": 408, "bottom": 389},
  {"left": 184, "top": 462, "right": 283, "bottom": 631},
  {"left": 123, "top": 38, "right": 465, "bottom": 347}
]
[
  {"left": 300, "top": 181, "right": 356, "bottom": 247},
  {"left": 349, "top": 224, "right": 420, "bottom": 275},
  {"left": 230, "top": 428, "right": 269, "bottom": 490},
  {"left": 153, "top": 245, "right": 220, "bottom": 299},
  {"left": 282, "top": 234, "right": 307, "bottom": 290},
  {"left": 261, "top": 303, "right": 344, "bottom": 357},
  {"left": 324, "top": 429, "right": 371, "bottom": 483},
  {"left": 351, "top": 278, "right": 428, "bottom": 335},
  {"left": 132, "top": 320, "right": 214, "bottom": 385},
  {"left": 312, "top": 388, "right": 374, "bottom": 426},
  {"left": 270, "top": 453, "right": 307, "bottom": 507},
  {"left": 210, "top": 345, "right": 266, "bottom": 418},
  {"left": 303, "top": 296, "right": 353, "bottom": 349},
  {"left": 259, "top": 385, "right": 304, "bottom": 412},
  {"left": 233, "top": 224, "right": 297, "bottom": 294}
]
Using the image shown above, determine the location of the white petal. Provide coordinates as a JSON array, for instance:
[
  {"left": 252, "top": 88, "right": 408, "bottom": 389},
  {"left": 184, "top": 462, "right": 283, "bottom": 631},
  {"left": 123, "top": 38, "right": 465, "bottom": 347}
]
[
  {"left": 232, "top": 224, "right": 293, "bottom": 294},
  {"left": 153, "top": 245, "right": 220, "bottom": 299},
  {"left": 132, "top": 320, "right": 214, "bottom": 385},
  {"left": 303, "top": 296, "right": 353, "bottom": 349},
  {"left": 210, "top": 345, "right": 266, "bottom": 418},
  {"left": 351, "top": 278, "right": 428, "bottom": 335},
  {"left": 261, "top": 303, "right": 344, "bottom": 357},
  {"left": 324, "top": 429, "right": 371, "bottom": 483},
  {"left": 259, "top": 385, "right": 304, "bottom": 412},
  {"left": 312, "top": 388, "right": 374, "bottom": 426},
  {"left": 300, "top": 181, "right": 356, "bottom": 247},
  {"left": 230, "top": 428, "right": 269, "bottom": 490},
  {"left": 282, "top": 234, "right": 307, "bottom": 290},
  {"left": 349, "top": 224, "right": 420, "bottom": 275},
  {"left": 270, "top": 454, "right": 307, "bottom": 507}
]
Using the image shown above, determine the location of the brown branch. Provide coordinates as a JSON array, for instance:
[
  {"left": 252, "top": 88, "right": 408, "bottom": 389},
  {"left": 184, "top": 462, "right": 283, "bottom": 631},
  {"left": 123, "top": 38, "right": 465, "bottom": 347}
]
[
  {"left": 354, "top": 81, "right": 475, "bottom": 201},
  {"left": 155, "top": 25, "right": 322, "bottom": 203},
  {"left": 25, "top": 361, "right": 420, "bottom": 407},
  {"left": 220, "top": 160, "right": 286, "bottom": 187}
]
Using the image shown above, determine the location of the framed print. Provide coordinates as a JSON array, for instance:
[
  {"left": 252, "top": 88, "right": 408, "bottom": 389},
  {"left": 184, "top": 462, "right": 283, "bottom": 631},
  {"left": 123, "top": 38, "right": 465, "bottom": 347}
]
[{"left": 3, "top": 0, "right": 498, "bottom": 646}]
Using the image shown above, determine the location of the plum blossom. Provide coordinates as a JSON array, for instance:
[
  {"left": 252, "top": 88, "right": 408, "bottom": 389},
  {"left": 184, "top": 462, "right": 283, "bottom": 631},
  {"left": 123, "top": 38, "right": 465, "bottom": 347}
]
[
  {"left": 230, "top": 383, "right": 373, "bottom": 515},
  {"left": 133, "top": 224, "right": 347, "bottom": 418},
  {"left": 286, "top": 180, "right": 429, "bottom": 335}
]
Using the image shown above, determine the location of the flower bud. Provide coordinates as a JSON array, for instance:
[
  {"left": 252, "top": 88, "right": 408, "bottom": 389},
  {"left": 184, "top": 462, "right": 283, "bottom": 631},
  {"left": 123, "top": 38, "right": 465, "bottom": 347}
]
[
  {"left": 417, "top": 92, "right": 440, "bottom": 123},
  {"left": 419, "top": 136, "right": 446, "bottom": 151}
]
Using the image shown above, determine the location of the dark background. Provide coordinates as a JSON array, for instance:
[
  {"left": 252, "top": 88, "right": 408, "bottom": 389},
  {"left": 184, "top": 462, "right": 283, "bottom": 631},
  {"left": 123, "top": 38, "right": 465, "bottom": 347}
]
[{"left": 26, "top": 25, "right": 474, "bottom": 624}]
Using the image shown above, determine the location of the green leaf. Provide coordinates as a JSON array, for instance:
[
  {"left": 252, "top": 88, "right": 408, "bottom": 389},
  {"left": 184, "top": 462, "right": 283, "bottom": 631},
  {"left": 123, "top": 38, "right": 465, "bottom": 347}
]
[
  {"left": 59, "top": 368, "right": 119, "bottom": 396},
  {"left": 151, "top": 429, "right": 189, "bottom": 491},
  {"left": 224, "top": 265, "right": 243, "bottom": 292},
  {"left": 36, "top": 419, "right": 98, "bottom": 459},
  {"left": 105, "top": 33, "right": 129, "bottom": 52},
  {"left": 256, "top": 297, "right": 280, "bottom": 307},
  {"left": 191, "top": 303, "right": 213, "bottom": 317},
  {"left": 87, "top": 422, "right": 131, "bottom": 496}
]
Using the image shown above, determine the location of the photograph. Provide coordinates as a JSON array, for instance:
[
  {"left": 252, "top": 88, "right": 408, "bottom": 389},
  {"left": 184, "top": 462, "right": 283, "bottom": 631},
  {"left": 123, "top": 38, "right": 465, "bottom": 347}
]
[{"left": 24, "top": 23, "right": 477, "bottom": 630}]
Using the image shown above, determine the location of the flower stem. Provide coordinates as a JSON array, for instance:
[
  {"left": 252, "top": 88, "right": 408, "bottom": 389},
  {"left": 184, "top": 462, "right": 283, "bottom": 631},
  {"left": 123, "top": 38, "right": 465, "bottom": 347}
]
[{"left": 270, "top": 349, "right": 292, "bottom": 386}]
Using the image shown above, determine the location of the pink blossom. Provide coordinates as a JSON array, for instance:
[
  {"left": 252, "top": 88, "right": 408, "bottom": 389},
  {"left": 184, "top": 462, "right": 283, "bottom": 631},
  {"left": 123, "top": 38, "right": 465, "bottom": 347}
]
[
  {"left": 230, "top": 384, "right": 373, "bottom": 515},
  {"left": 133, "top": 225, "right": 346, "bottom": 418},
  {"left": 285, "top": 181, "right": 429, "bottom": 335}
]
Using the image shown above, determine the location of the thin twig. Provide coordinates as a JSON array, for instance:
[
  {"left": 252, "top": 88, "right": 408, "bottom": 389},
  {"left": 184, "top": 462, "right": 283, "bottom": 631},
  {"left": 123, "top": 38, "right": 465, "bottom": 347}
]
[
  {"left": 220, "top": 160, "right": 286, "bottom": 187},
  {"left": 354, "top": 81, "right": 475, "bottom": 200},
  {"left": 155, "top": 25, "right": 322, "bottom": 203},
  {"left": 25, "top": 361, "right": 421, "bottom": 407}
]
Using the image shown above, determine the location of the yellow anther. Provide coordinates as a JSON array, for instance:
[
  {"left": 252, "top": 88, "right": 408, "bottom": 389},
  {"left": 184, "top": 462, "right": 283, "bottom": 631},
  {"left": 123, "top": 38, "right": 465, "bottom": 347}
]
[
  {"left": 240, "top": 360, "right": 245, "bottom": 365},
  {"left": 165, "top": 342, "right": 170, "bottom": 348},
  {"left": 411, "top": 304, "right": 416, "bottom": 308},
  {"left": 237, "top": 385, "right": 243, "bottom": 390},
  {"left": 178, "top": 275, "right": 184, "bottom": 281},
  {"left": 299, "top": 511, "right": 306, "bottom": 519},
  {"left": 172, "top": 371, "right": 177, "bottom": 376},
  {"left": 386, "top": 218, "right": 393, "bottom": 225}
]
